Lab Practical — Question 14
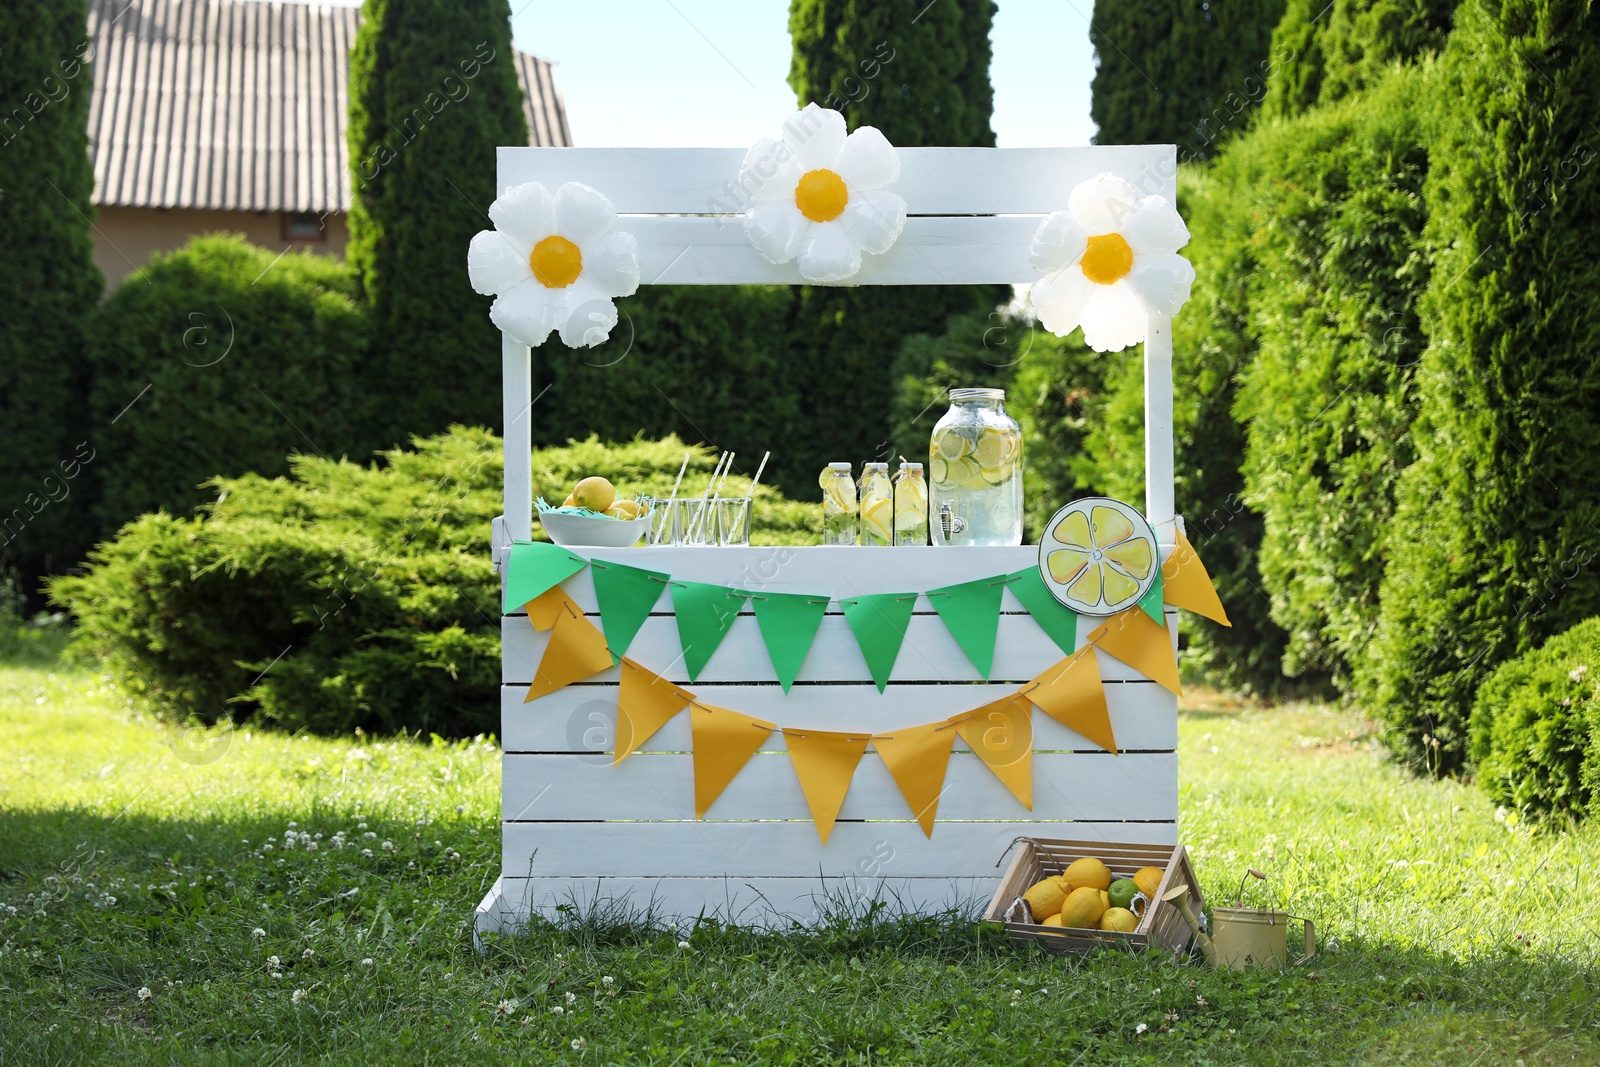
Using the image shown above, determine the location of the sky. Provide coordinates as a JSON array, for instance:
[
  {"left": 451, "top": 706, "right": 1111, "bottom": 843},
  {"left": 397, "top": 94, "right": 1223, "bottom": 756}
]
[{"left": 497, "top": 0, "right": 1098, "bottom": 148}]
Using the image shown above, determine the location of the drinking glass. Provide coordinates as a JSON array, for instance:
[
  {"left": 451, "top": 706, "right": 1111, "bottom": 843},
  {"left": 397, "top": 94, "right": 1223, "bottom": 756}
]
[{"left": 715, "top": 498, "right": 751, "bottom": 546}]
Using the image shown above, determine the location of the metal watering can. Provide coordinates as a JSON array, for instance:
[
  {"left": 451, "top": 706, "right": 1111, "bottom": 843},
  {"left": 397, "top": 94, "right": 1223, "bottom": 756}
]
[{"left": 1162, "top": 870, "right": 1314, "bottom": 969}]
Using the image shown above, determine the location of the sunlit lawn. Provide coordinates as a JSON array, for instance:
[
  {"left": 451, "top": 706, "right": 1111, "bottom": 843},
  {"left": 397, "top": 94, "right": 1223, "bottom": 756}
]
[{"left": 2, "top": 648, "right": 1598, "bottom": 1065}]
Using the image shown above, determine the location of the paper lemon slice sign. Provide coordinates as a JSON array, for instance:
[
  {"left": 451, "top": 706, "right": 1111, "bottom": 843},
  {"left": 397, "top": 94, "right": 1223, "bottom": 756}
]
[{"left": 1038, "top": 497, "right": 1159, "bottom": 616}]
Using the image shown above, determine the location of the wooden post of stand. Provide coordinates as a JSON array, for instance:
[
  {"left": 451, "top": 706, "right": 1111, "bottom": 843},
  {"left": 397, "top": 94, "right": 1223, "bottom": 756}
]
[
  {"left": 1143, "top": 312, "right": 1176, "bottom": 536},
  {"left": 503, "top": 335, "right": 533, "bottom": 541}
]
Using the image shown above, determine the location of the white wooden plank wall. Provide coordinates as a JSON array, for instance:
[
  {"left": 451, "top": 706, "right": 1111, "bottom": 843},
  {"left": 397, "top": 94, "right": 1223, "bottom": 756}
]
[{"left": 496, "top": 547, "right": 1179, "bottom": 926}]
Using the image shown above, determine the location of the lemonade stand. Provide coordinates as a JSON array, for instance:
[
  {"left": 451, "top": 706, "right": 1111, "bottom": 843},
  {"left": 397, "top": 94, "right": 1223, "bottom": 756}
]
[{"left": 470, "top": 108, "right": 1228, "bottom": 940}]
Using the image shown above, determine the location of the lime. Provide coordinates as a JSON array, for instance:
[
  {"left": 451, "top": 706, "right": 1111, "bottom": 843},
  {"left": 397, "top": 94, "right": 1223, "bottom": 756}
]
[{"left": 1108, "top": 878, "right": 1139, "bottom": 911}]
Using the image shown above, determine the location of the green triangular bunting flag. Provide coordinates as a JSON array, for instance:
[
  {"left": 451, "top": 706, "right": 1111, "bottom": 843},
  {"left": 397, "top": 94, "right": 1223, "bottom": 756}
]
[
  {"left": 1007, "top": 568, "right": 1080, "bottom": 657},
  {"left": 590, "top": 561, "right": 669, "bottom": 663},
  {"left": 927, "top": 577, "right": 1004, "bottom": 680},
  {"left": 671, "top": 582, "right": 750, "bottom": 683},
  {"left": 1138, "top": 570, "right": 1165, "bottom": 627},
  {"left": 839, "top": 593, "right": 917, "bottom": 692},
  {"left": 504, "top": 541, "right": 588, "bottom": 613},
  {"left": 751, "top": 593, "right": 830, "bottom": 693}
]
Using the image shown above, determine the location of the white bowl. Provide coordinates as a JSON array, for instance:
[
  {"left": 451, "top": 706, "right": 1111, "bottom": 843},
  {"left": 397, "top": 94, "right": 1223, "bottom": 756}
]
[{"left": 538, "top": 510, "right": 652, "bottom": 549}]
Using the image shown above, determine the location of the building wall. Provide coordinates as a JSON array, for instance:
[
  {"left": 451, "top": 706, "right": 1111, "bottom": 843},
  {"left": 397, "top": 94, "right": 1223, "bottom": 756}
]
[{"left": 92, "top": 205, "right": 350, "bottom": 288}]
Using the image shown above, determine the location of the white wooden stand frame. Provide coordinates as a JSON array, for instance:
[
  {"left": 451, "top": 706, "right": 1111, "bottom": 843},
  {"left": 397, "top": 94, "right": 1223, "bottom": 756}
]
[{"left": 476, "top": 143, "right": 1182, "bottom": 941}]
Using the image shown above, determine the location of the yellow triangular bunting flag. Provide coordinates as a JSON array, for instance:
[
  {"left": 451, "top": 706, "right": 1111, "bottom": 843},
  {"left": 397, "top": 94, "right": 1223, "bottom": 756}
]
[
  {"left": 1026, "top": 649, "right": 1117, "bottom": 754},
  {"left": 690, "top": 703, "right": 774, "bottom": 818},
  {"left": 525, "top": 603, "right": 614, "bottom": 702},
  {"left": 1085, "top": 607, "right": 1182, "bottom": 695},
  {"left": 783, "top": 728, "right": 871, "bottom": 844},
  {"left": 954, "top": 697, "right": 1033, "bottom": 810},
  {"left": 525, "top": 584, "right": 581, "bottom": 632},
  {"left": 1162, "top": 530, "right": 1231, "bottom": 626},
  {"left": 872, "top": 720, "right": 958, "bottom": 838},
  {"left": 614, "top": 659, "right": 693, "bottom": 765}
]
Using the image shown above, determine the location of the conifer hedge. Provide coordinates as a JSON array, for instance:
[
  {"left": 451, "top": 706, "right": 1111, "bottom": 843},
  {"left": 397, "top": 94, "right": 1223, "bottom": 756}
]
[
  {"left": 0, "top": 0, "right": 102, "bottom": 592},
  {"left": 346, "top": 0, "right": 528, "bottom": 444},
  {"left": 1261, "top": 0, "right": 1456, "bottom": 119},
  {"left": 1234, "top": 69, "right": 1433, "bottom": 687},
  {"left": 1358, "top": 0, "right": 1600, "bottom": 774}
]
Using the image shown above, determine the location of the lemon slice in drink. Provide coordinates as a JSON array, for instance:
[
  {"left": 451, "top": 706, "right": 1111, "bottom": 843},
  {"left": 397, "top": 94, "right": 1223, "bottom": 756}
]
[
  {"left": 1038, "top": 497, "right": 1160, "bottom": 616},
  {"left": 935, "top": 429, "right": 972, "bottom": 461},
  {"left": 974, "top": 429, "right": 1009, "bottom": 467}
]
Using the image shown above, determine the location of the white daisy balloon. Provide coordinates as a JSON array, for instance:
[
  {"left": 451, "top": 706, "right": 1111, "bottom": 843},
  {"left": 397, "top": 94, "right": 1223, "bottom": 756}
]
[
  {"left": 738, "top": 102, "right": 906, "bottom": 284},
  {"left": 467, "top": 181, "right": 640, "bottom": 348},
  {"left": 1028, "top": 173, "right": 1195, "bottom": 352}
]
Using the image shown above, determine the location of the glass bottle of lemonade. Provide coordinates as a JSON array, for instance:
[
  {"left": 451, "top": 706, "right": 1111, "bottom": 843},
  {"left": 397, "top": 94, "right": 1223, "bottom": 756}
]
[
  {"left": 928, "top": 388, "right": 1024, "bottom": 546},
  {"left": 857, "top": 462, "right": 893, "bottom": 546},
  {"left": 892, "top": 461, "right": 928, "bottom": 546},
  {"left": 820, "top": 463, "right": 857, "bottom": 546}
]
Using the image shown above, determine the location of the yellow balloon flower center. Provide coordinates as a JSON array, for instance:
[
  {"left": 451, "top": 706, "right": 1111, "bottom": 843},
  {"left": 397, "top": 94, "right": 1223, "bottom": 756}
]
[
  {"left": 529, "top": 234, "right": 583, "bottom": 289},
  {"left": 794, "top": 168, "right": 849, "bottom": 223},
  {"left": 1080, "top": 232, "right": 1134, "bottom": 285}
]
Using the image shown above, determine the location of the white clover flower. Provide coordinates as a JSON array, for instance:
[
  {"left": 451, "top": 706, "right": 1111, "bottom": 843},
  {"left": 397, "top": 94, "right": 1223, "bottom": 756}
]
[
  {"left": 137, "top": 986, "right": 153, "bottom": 1002},
  {"left": 1136, "top": 1022, "right": 1148, "bottom": 1034},
  {"left": 571, "top": 1038, "right": 587, "bottom": 1052},
  {"left": 360, "top": 958, "right": 374, "bottom": 968},
  {"left": 495, "top": 999, "right": 517, "bottom": 1016},
  {"left": 551, "top": 1005, "right": 565, "bottom": 1016},
  {"left": 1029, "top": 172, "right": 1195, "bottom": 352},
  {"left": 468, "top": 182, "right": 640, "bottom": 349},
  {"left": 302, "top": 949, "right": 315, "bottom": 960},
  {"left": 676, "top": 940, "right": 690, "bottom": 950},
  {"left": 601, "top": 975, "right": 614, "bottom": 987},
  {"left": 738, "top": 102, "right": 906, "bottom": 284},
  {"left": 564, "top": 991, "right": 577, "bottom": 1005},
  {"left": 266, "top": 955, "right": 280, "bottom": 969},
  {"left": 292, "top": 988, "right": 308, "bottom": 1005}
]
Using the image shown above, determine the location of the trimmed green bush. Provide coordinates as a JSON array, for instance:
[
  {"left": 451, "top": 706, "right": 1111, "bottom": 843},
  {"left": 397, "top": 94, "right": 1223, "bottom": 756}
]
[
  {"left": 51, "top": 429, "right": 812, "bottom": 736},
  {"left": 785, "top": 0, "right": 1004, "bottom": 482},
  {"left": 1089, "top": 0, "right": 1286, "bottom": 158},
  {"left": 1470, "top": 617, "right": 1600, "bottom": 823},
  {"left": 346, "top": 0, "right": 528, "bottom": 443},
  {"left": 86, "top": 235, "right": 376, "bottom": 540},
  {"left": 1233, "top": 68, "right": 1433, "bottom": 687},
  {"left": 1358, "top": 0, "right": 1600, "bottom": 774},
  {"left": 1007, "top": 323, "right": 1112, "bottom": 540},
  {"left": 0, "top": 0, "right": 102, "bottom": 593},
  {"left": 1262, "top": 0, "right": 1456, "bottom": 119}
]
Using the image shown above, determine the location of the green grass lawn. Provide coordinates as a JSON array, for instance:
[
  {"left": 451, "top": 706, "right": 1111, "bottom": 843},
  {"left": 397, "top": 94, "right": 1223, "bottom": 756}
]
[{"left": 3, "top": 648, "right": 1599, "bottom": 1066}]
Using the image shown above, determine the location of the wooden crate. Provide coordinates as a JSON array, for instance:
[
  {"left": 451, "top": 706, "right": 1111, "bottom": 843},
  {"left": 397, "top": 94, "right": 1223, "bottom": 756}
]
[{"left": 984, "top": 837, "right": 1202, "bottom": 957}]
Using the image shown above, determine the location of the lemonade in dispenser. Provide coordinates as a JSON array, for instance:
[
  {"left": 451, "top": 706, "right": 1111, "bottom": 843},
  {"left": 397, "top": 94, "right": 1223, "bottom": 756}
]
[{"left": 928, "top": 388, "right": 1023, "bottom": 546}]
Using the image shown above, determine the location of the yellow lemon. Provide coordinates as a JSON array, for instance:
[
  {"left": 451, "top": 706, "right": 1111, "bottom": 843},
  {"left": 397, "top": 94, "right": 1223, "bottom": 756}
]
[
  {"left": 1057, "top": 885, "right": 1108, "bottom": 929},
  {"left": 561, "top": 494, "right": 578, "bottom": 508},
  {"left": 894, "top": 508, "right": 924, "bottom": 533},
  {"left": 572, "top": 476, "right": 616, "bottom": 513},
  {"left": 605, "top": 500, "right": 641, "bottom": 520},
  {"left": 1133, "top": 866, "right": 1164, "bottom": 900},
  {"left": 1099, "top": 907, "right": 1138, "bottom": 933},
  {"left": 1062, "top": 856, "right": 1113, "bottom": 892},
  {"left": 1041, "top": 914, "right": 1065, "bottom": 927},
  {"left": 980, "top": 464, "right": 1012, "bottom": 486},
  {"left": 929, "top": 457, "right": 949, "bottom": 485},
  {"left": 1022, "top": 875, "right": 1071, "bottom": 921}
]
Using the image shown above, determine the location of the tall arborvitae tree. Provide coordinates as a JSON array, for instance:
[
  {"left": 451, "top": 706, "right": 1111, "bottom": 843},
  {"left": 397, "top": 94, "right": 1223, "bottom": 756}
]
[
  {"left": 0, "top": 0, "right": 102, "bottom": 596},
  {"left": 1358, "top": 0, "right": 1600, "bottom": 775},
  {"left": 786, "top": 0, "right": 1003, "bottom": 483},
  {"left": 1260, "top": 0, "right": 1457, "bottom": 120},
  {"left": 346, "top": 0, "right": 527, "bottom": 442},
  {"left": 1088, "top": 0, "right": 1286, "bottom": 159}
]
